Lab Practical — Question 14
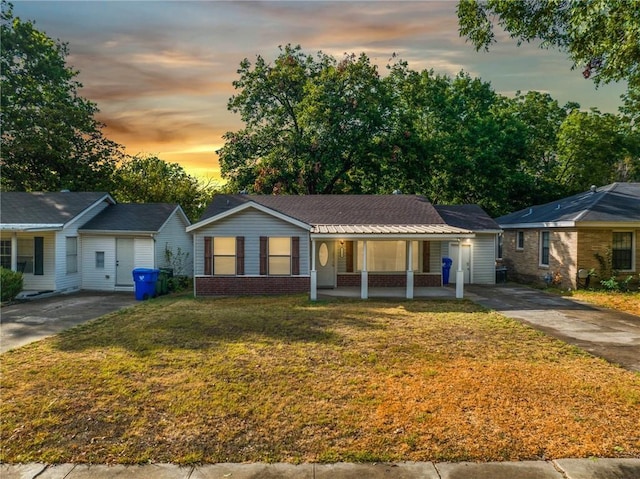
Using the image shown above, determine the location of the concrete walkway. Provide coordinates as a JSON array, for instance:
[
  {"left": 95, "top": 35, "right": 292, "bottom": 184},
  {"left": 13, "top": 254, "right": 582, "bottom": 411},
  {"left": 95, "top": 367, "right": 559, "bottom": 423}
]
[
  {"left": 3, "top": 459, "right": 640, "bottom": 478},
  {"left": 466, "top": 284, "right": 640, "bottom": 372}
]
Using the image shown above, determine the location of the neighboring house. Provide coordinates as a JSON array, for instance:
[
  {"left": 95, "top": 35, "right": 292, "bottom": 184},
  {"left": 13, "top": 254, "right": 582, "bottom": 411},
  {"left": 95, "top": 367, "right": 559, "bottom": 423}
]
[
  {"left": 187, "top": 194, "right": 501, "bottom": 300},
  {"left": 0, "top": 192, "right": 193, "bottom": 295},
  {"left": 78, "top": 203, "right": 192, "bottom": 291},
  {"left": 496, "top": 183, "right": 640, "bottom": 289},
  {"left": 0, "top": 192, "right": 115, "bottom": 294}
]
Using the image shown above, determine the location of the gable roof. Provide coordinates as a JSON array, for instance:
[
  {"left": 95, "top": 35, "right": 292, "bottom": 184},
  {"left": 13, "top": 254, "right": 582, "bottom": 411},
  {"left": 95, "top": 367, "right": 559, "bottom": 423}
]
[
  {"left": 435, "top": 205, "right": 501, "bottom": 232},
  {"left": 496, "top": 183, "right": 640, "bottom": 228},
  {"left": 192, "top": 194, "right": 477, "bottom": 236},
  {"left": 0, "top": 191, "right": 113, "bottom": 230},
  {"left": 79, "top": 203, "right": 189, "bottom": 233}
]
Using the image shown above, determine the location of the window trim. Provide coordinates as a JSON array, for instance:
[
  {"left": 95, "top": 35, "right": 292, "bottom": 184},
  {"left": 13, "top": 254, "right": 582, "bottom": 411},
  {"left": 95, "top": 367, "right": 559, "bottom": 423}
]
[
  {"left": 213, "top": 236, "right": 237, "bottom": 276},
  {"left": 0, "top": 239, "right": 11, "bottom": 270},
  {"left": 612, "top": 231, "right": 634, "bottom": 272},
  {"left": 516, "top": 231, "right": 525, "bottom": 251},
  {"left": 539, "top": 231, "right": 550, "bottom": 267},
  {"left": 95, "top": 251, "right": 105, "bottom": 269}
]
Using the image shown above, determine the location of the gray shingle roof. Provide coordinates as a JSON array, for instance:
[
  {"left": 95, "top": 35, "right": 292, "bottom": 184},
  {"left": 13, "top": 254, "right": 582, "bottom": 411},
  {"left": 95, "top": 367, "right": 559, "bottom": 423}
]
[
  {"left": 198, "top": 195, "right": 494, "bottom": 235},
  {"left": 435, "top": 205, "right": 501, "bottom": 231},
  {"left": 0, "top": 192, "right": 111, "bottom": 226},
  {"left": 79, "top": 203, "right": 182, "bottom": 232},
  {"left": 496, "top": 183, "right": 640, "bottom": 227},
  {"left": 202, "top": 194, "right": 448, "bottom": 226}
]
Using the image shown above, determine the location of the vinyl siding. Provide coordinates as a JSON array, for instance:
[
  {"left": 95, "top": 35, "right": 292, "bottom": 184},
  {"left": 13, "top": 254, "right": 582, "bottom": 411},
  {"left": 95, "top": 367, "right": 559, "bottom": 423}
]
[
  {"left": 15, "top": 232, "right": 56, "bottom": 291},
  {"left": 55, "top": 198, "right": 111, "bottom": 292},
  {"left": 134, "top": 237, "right": 155, "bottom": 268},
  {"left": 155, "top": 211, "right": 193, "bottom": 276},
  {"left": 472, "top": 234, "right": 497, "bottom": 284},
  {"left": 194, "top": 208, "right": 310, "bottom": 276}
]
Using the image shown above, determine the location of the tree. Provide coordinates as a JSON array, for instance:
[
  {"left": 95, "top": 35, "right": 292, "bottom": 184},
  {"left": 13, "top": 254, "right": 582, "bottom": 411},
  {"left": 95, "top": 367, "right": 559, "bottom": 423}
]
[
  {"left": 556, "top": 109, "right": 638, "bottom": 192},
  {"left": 1, "top": 1, "right": 122, "bottom": 192},
  {"left": 457, "top": 0, "right": 640, "bottom": 121},
  {"left": 111, "top": 155, "right": 217, "bottom": 221},
  {"left": 218, "top": 45, "right": 392, "bottom": 194}
]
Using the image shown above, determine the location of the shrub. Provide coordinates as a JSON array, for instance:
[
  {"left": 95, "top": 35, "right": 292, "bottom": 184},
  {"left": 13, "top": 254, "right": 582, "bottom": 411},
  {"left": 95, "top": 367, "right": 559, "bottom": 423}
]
[{"left": 1, "top": 267, "right": 23, "bottom": 302}]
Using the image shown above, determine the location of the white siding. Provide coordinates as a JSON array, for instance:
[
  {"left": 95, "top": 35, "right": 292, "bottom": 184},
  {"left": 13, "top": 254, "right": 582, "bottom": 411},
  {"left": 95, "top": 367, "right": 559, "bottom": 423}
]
[
  {"left": 472, "top": 233, "right": 497, "bottom": 284},
  {"left": 81, "top": 236, "right": 116, "bottom": 291},
  {"left": 194, "top": 208, "right": 310, "bottom": 276},
  {"left": 55, "top": 199, "right": 111, "bottom": 292},
  {"left": 16, "top": 232, "right": 56, "bottom": 291},
  {"left": 134, "top": 238, "right": 155, "bottom": 268},
  {"left": 155, "top": 210, "right": 193, "bottom": 276}
]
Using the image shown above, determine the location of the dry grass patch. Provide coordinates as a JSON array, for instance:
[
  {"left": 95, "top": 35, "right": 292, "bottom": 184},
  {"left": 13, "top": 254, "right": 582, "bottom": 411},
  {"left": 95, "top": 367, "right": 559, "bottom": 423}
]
[
  {"left": 568, "top": 290, "right": 640, "bottom": 316},
  {"left": 1, "top": 295, "right": 639, "bottom": 464}
]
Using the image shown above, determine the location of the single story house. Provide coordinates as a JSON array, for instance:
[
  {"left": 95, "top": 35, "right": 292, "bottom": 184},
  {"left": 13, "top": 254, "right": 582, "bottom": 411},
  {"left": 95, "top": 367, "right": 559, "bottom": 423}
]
[
  {"left": 78, "top": 203, "right": 192, "bottom": 291},
  {"left": 187, "top": 194, "right": 501, "bottom": 300},
  {"left": 496, "top": 182, "right": 640, "bottom": 289},
  {"left": 0, "top": 191, "right": 192, "bottom": 296}
]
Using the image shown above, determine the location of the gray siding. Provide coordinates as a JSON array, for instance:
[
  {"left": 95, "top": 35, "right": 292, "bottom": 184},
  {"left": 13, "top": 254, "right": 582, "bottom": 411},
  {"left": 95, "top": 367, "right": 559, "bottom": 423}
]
[
  {"left": 155, "top": 211, "right": 193, "bottom": 276},
  {"left": 194, "top": 208, "right": 310, "bottom": 276}
]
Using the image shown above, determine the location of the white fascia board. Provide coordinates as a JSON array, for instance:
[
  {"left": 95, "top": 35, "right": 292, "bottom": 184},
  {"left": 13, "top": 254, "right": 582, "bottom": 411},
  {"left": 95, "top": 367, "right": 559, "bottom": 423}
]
[
  {"left": 310, "top": 233, "right": 476, "bottom": 240},
  {"left": 0, "top": 224, "right": 63, "bottom": 231},
  {"left": 498, "top": 221, "right": 576, "bottom": 229},
  {"left": 78, "top": 230, "right": 156, "bottom": 236},
  {"left": 157, "top": 205, "right": 191, "bottom": 234},
  {"left": 187, "top": 202, "right": 312, "bottom": 232},
  {"left": 577, "top": 221, "right": 640, "bottom": 229}
]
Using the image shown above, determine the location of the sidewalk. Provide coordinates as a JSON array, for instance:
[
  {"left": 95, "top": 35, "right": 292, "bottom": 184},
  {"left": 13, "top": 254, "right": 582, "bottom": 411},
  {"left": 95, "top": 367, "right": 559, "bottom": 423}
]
[{"left": 3, "top": 459, "right": 640, "bottom": 478}]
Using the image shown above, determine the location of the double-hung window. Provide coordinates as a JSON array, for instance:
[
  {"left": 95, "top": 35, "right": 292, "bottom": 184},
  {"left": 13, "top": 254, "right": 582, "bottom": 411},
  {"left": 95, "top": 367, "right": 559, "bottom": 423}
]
[
  {"left": 66, "top": 237, "right": 78, "bottom": 274},
  {"left": 539, "top": 231, "right": 550, "bottom": 266},
  {"left": 612, "top": 232, "right": 633, "bottom": 270},
  {"left": 0, "top": 240, "right": 11, "bottom": 269},
  {"left": 268, "top": 237, "right": 291, "bottom": 275},
  {"left": 516, "top": 231, "right": 525, "bottom": 250},
  {"left": 213, "top": 237, "right": 236, "bottom": 275}
]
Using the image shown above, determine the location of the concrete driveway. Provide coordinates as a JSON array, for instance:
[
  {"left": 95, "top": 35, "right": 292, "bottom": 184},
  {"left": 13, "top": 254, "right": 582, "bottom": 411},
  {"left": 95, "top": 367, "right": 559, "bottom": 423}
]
[
  {"left": 1, "top": 292, "right": 139, "bottom": 353},
  {"left": 466, "top": 284, "right": 640, "bottom": 372}
]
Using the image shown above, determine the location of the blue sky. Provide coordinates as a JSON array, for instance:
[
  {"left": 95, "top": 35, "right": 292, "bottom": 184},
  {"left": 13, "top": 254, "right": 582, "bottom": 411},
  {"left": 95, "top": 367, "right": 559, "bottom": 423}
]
[{"left": 13, "top": 1, "right": 627, "bottom": 181}]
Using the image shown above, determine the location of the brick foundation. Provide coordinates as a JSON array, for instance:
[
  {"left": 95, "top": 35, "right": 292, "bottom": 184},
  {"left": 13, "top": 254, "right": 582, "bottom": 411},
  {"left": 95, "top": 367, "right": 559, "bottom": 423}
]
[
  {"left": 337, "top": 273, "right": 442, "bottom": 287},
  {"left": 196, "top": 276, "right": 310, "bottom": 297}
]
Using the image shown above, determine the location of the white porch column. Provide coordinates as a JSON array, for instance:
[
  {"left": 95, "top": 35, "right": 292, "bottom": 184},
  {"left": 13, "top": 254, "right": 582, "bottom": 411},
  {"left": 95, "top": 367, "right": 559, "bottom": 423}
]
[
  {"left": 406, "top": 240, "right": 414, "bottom": 299},
  {"left": 310, "top": 239, "right": 318, "bottom": 301},
  {"left": 11, "top": 234, "right": 18, "bottom": 271},
  {"left": 361, "top": 240, "right": 368, "bottom": 299},
  {"left": 456, "top": 239, "right": 464, "bottom": 299}
]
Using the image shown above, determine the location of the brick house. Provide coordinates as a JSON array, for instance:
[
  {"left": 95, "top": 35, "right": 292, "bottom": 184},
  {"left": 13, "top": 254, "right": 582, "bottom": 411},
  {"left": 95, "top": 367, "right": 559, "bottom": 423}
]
[
  {"left": 187, "top": 194, "right": 501, "bottom": 300},
  {"left": 496, "top": 183, "right": 640, "bottom": 289}
]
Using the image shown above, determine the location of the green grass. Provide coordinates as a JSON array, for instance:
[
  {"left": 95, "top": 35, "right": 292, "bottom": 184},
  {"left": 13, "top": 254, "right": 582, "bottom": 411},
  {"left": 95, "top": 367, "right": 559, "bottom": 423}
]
[{"left": 1, "top": 294, "right": 639, "bottom": 464}]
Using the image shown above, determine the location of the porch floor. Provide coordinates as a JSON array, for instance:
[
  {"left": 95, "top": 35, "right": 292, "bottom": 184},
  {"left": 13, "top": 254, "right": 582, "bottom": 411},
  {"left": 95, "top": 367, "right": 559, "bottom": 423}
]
[{"left": 317, "top": 286, "right": 456, "bottom": 299}]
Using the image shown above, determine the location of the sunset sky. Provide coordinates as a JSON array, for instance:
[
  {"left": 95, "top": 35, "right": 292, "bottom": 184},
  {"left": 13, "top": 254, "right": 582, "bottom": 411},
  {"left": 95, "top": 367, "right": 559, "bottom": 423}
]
[{"left": 13, "top": 1, "right": 627, "bottom": 183}]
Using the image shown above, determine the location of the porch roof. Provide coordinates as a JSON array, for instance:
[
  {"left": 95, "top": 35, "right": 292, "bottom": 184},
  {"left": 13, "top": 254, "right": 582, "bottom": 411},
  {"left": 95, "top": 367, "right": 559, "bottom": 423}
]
[{"left": 311, "top": 224, "right": 472, "bottom": 235}]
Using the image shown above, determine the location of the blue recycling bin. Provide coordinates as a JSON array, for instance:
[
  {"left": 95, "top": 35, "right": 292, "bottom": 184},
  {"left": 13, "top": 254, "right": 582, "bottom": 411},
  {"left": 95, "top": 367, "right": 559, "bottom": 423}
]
[
  {"left": 442, "top": 257, "right": 453, "bottom": 285},
  {"left": 132, "top": 268, "right": 160, "bottom": 300}
]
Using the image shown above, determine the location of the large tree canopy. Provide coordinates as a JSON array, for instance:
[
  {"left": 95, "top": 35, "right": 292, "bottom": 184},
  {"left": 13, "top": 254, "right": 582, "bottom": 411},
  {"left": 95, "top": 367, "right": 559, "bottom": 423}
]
[
  {"left": 111, "top": 155, "right": 217, "bottom": 221},
  {"left": 220, "top": 45, "right": 637, "bottom": 216},
  {"left": 457, "top": 0, "right": 640, "bottom": 122},
  {"left": 218, "top": 45, "right": 391, "bottom": 195},
  {"left": 1, "top": 1, "right": 122, "bottom": 192}
]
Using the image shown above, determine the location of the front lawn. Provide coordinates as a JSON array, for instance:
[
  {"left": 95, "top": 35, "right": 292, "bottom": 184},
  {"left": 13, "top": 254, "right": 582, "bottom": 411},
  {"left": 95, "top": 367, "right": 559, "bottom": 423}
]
[
  {"left": 568, "top": 290, "right": 640, "bottom": 316},
  {"left": 1, "top": 295, "right": 639, "bottom": 464}
]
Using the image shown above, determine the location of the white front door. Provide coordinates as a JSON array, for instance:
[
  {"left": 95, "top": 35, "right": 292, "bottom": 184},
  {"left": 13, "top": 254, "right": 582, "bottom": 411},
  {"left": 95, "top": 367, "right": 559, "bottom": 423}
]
[
  {"left": 449, "top": 243, "right": 471, "bottom": 284},
  {"left": 116, "top": 238, "right": 135, "bottom": 286},
  {"left": 316, "top": 241, "right": 335, "bottom": 288}
]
